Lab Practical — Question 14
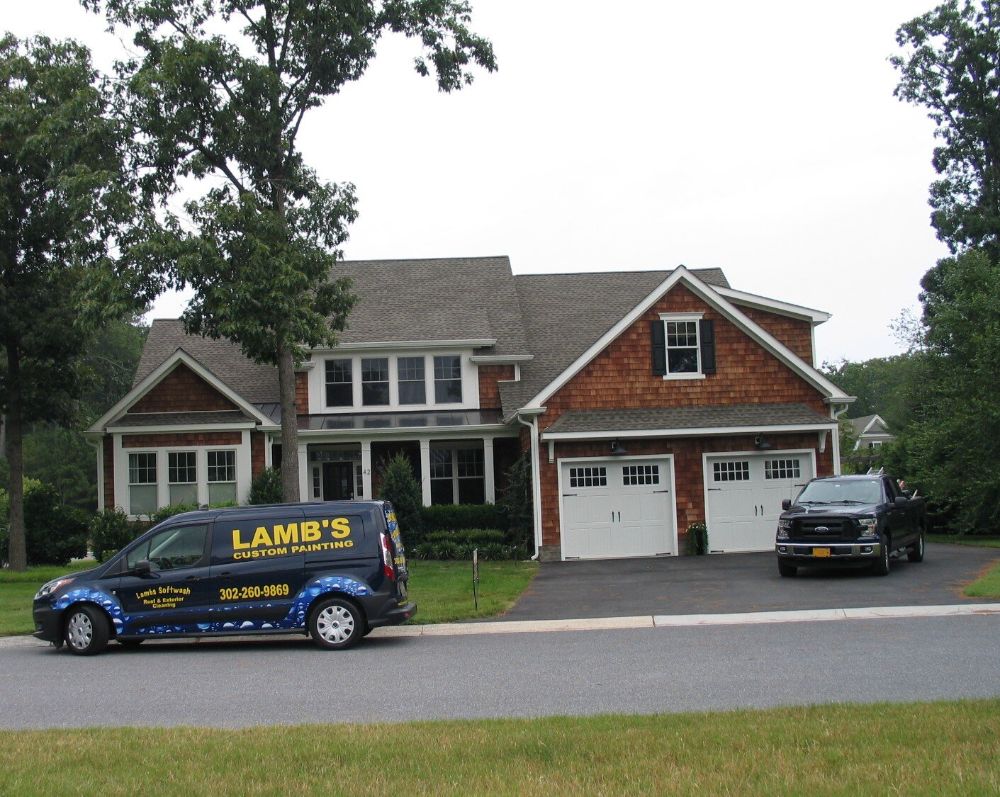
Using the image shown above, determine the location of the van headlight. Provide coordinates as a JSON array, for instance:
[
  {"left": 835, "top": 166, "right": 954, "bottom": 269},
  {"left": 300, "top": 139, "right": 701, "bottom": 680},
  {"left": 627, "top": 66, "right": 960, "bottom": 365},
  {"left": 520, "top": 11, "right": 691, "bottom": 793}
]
[
  {"left": 856, "top": 517, "right": 878, "bottom": 536},
  {"left": 776, "top": 518, "right": 792, "bottom": 539},
  {"left": 34, "top": 578, "right": 74, "bottom": 600}
]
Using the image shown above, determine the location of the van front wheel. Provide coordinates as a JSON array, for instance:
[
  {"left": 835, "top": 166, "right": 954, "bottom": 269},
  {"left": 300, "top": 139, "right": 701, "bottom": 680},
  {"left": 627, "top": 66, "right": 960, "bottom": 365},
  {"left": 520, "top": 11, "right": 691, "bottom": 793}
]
[{"left": 309, "top": 597, "right": 363, "bottom": 650}]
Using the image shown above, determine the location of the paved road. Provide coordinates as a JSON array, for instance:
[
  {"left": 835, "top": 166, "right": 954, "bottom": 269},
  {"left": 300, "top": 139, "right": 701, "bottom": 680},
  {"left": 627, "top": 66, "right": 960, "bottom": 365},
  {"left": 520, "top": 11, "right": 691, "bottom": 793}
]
[
  {"left": 2, "top": 614, "right": 998, "bottom": 729},
  {"left": 502, "top": 544, "right": 1000, "bottom": 621}
]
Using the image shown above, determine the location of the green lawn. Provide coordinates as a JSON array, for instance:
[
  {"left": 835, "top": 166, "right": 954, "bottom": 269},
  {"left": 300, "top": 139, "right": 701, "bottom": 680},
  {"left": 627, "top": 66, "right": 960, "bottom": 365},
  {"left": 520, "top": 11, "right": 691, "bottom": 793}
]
[
  {"left": 0, "top": 700, "right": 997, "bottom": 795},
  {"left": 929, "top": 534, "right": 1000, "bottom": 548},
  {"left": 0, "top": 559, "right": 536, "bottom": 636},
  {"left": 927, "top": 536, "right": 1000, "bottom": 598},
  {"left": 0, "top": 561, "right": 96, "bottom": 636}
]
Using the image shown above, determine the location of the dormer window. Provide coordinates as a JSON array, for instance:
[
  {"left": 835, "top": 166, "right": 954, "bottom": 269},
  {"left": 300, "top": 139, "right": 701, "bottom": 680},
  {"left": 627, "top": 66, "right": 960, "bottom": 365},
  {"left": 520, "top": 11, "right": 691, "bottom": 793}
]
[{"left": 651, "top": 313, "right": 716, "bottom": 379}]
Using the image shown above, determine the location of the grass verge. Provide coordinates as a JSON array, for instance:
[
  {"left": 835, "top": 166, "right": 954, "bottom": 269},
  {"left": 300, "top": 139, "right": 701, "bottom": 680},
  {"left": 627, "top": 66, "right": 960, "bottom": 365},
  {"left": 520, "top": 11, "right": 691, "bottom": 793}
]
[
  {"left": 0, "top": 559, "right": 537, "bottom": 636},
  {"left": 0, "top": 700, "right": 997, "bottom": 795},
  {"left": 405, "top": 559, "right": 538, "bottom": 623},
  {"left": 928, "top": 534, "right": 1000, "bottom": 548},
  {"left": 0, "top": 561, "right": 96, "bottom": 636}
]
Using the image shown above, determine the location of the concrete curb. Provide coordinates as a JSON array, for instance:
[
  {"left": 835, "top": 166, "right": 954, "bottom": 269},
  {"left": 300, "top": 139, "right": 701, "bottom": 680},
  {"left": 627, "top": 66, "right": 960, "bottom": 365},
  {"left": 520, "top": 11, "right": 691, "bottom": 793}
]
[{"left": 4, "top": 604, "right": 999, "bottom": 648}]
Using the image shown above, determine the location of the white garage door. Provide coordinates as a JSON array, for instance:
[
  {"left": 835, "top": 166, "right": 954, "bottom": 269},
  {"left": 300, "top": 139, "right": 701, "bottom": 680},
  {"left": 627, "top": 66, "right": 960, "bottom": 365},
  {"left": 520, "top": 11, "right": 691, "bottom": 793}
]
[
  {"left": 704, "top": 453, "right": 813, "bottom": 553},
  {"left": 560, "top": 458, "right": 675, "bottom": 560}
]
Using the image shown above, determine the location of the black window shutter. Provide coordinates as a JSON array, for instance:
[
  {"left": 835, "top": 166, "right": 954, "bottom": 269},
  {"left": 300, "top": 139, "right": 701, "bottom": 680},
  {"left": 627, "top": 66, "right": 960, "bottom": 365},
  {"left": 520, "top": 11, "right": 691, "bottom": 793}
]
[
  {"left": 651, "top": 320, "right": 666, "bottom": 375},
  {"left": 700, "top": 319, "right": 716, "bottom": 375}
]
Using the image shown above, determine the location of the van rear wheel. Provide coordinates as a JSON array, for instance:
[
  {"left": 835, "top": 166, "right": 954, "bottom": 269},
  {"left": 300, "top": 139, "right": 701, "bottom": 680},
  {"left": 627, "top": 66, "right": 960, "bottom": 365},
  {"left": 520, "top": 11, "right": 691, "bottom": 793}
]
[{"left": 309, "top": 597, "right": 363, "bottom": 650}]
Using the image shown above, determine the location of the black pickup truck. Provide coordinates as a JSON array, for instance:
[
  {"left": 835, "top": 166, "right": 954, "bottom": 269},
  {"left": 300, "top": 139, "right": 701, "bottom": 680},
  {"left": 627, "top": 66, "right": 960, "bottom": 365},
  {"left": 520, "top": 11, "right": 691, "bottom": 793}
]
[{"left": 774, "top": 474, "right": 926, "bottom": 577}]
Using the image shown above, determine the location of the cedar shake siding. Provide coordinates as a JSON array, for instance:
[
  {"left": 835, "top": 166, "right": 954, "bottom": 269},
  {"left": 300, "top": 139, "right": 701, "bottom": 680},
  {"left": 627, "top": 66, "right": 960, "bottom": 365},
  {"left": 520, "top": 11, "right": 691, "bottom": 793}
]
[
  {"left": 122, "top": 432, "right": 242, "bottom": 448},
  {"left": 540, "top": 285, "right": 827, "bottom": 427},
  {"left": 478, "top": 365, "right": 516, "bottom": 410},
  {"left": 739, "top": 306, "right": 814, "bottom": 364},
  {"left": 130, "top": 364, "right": 239, "bottom": 413},
  {"left": 295, "top": 371, "right": 309, "bottom": 414},
  {"left": 251, "top": 431, "right": 266, "bottom": 477},
  {"left": 103, "top": 437, "right": 114, "bottom": 510}
]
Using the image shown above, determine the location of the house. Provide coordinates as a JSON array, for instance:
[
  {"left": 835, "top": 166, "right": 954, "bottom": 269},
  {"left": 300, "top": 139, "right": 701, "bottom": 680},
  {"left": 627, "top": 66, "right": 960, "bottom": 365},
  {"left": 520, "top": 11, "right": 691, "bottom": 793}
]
[
  {"left": 88, "top": 256, "right": 854, "bottom": 560},
  {"left": 848, "top": 414, "right": 894, "bottom": 451}
]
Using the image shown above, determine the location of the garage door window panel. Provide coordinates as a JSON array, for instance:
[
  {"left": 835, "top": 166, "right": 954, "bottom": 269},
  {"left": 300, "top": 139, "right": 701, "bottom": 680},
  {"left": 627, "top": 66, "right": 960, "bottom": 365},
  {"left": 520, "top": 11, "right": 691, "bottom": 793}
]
[
  {"left": 765, "top": 459, "right": 801, "bottom": 480},
  {"left": 569, "top": 466, "right": 607, "bottom": 488},
  {"left": 623, "top": 465, "right": 659, "bottom": 486},
  {"left": 713, "top": 461, "right": 749, "bottom": 482}
]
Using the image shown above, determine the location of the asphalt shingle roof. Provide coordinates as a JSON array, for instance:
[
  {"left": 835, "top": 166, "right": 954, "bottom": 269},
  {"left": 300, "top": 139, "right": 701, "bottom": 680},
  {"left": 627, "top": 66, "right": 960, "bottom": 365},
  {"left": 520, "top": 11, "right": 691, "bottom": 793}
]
[{"left": 543, "top": 403, "right": 833, "bottom": 434}]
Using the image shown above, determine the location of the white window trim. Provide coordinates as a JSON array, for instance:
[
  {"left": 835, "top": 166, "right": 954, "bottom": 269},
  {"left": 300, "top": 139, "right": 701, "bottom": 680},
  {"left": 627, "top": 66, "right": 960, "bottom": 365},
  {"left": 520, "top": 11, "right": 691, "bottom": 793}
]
[
  {"left": 658, "top": 312, "right": 706, "bottom": 381},
  {"left": 309, "top": 349, "right": 480, "bottom": 414}
]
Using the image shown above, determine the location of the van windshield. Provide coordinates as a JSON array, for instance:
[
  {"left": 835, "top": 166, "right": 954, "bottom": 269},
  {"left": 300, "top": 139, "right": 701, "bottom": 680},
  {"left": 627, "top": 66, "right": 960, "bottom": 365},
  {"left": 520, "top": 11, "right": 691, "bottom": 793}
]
[{"left": 795, "top": 479, "right": 882, "bottom": 506}]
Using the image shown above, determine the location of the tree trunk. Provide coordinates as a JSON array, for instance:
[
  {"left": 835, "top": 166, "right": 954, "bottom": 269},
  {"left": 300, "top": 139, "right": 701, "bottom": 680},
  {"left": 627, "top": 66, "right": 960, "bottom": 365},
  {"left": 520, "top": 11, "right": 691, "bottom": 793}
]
[
  {"left": 4, "top": 345, "right": 27, "bottom": 571},
  {"left": 277, "top": 341, "right": 300, "bottom": 502}
]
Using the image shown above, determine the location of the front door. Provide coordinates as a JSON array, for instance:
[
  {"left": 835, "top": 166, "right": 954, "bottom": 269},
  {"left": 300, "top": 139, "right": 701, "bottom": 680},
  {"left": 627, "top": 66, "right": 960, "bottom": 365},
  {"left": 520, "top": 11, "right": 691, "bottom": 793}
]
[{"left": 323, "top": 462, "right": 355, "bottom": 500}]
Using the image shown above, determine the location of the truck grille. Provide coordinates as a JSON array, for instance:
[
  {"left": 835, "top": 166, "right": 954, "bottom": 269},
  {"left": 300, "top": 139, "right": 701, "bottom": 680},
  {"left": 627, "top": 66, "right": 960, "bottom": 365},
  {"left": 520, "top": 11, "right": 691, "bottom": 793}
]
[{"left": 792, "top": 518, "right": 857, "bottom": 541}]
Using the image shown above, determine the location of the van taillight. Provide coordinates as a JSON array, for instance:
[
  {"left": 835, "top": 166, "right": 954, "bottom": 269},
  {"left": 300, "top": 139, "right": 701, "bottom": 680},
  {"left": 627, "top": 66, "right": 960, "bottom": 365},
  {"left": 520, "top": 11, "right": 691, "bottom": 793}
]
[{"left": 379, "top": 532, "right": 396, "bottom": 581}]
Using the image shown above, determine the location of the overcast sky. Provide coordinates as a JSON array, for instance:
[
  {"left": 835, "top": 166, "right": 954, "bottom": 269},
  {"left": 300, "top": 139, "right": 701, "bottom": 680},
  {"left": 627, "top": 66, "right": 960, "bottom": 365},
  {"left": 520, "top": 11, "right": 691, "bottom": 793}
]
[{"left": 7, "top": 1, "right": 948, "bottom": 365}]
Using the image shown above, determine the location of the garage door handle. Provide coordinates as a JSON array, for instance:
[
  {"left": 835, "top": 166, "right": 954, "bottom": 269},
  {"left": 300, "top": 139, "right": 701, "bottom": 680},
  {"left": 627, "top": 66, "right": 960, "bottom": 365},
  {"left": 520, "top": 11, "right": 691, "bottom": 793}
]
[
  {"left": 707, "top": 488, "right": 722, "bottom": 492},
  {"left": 563, "top": 493, "right": 578, "bottom": 497},
  {"left": 654, "top": 490, "right": 670, "bottom": 493},
  {"left": 754, "top": 505, "right": 758, "bottom": 516}
]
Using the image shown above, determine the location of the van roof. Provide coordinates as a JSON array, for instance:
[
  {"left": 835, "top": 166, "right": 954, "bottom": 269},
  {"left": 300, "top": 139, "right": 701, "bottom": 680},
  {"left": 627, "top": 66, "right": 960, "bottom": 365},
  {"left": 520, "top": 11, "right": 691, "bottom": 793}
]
[{"left": 156, "top": 500, "right": 390, "bottom": 525}]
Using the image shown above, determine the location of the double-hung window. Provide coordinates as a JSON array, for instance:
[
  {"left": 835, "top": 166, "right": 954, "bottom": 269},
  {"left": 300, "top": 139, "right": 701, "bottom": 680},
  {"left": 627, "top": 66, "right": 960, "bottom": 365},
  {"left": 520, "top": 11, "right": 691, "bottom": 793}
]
[
  {"left": 168, "top": 451, "right": 198, "bottom": 506},
  {"left": 361, "top": 357, "right": 390, "bottom": 406},
  {"left": 128, "top": 452, "right": 158, "bottom": 516},
  {"left": 654, "top": 313, "right": 714, "bottom": 378},
  {"left": 207, "top": 450, "right": 237, "bottom": 505},
  {"left": 665, "top": 320, "right": 699, "bottom": 374},
  {"left": 397, "top": 356, "right": 426, "bottom": 405},
  {"left": 325, "top": 359, "right": 353, "bottom": 407},
  {"left": 433, "top": 355, "right": 463, "bottom": 403}
]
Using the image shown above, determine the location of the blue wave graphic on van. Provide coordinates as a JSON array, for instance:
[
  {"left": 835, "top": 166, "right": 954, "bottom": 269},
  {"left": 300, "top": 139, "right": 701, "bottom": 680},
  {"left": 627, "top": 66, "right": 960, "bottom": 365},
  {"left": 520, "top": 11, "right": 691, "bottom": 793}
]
[{"left": 53, "top": 588, "right": 126, "bottom": 635}]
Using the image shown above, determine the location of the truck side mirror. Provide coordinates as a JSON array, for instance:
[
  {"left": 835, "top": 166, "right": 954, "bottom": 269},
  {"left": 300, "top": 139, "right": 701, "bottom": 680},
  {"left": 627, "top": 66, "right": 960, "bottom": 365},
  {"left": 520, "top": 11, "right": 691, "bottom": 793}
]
[
  {"left": 781, "top": 498, "right": 792, "bottom": 510},
  {"left": 894, "top": 496, "right": 908, "bottom": 508}
]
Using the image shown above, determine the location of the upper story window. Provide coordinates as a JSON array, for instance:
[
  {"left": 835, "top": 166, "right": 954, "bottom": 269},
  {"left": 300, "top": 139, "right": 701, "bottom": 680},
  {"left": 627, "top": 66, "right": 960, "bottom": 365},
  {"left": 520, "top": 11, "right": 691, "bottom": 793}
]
[
  {"left": 434, "top": 355, "right": 463, "bottom": 403},
  {"left": 398, "top": 356, "right": 426, "bottom": 404},
  {"left": 325, "top": 359, "right": 352, "bottom": 406},
  {"left": 652, "top": 314, "right": 715, "bottom": 379},
  {"left": 361, "top": 357, "right": 390, "bottom": 406}
]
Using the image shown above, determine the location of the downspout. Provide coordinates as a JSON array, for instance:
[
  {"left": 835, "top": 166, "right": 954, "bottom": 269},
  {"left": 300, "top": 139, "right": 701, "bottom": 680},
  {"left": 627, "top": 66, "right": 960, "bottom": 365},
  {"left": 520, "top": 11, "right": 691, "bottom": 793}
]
[{"left": 516, "top": 412, "right": 543, "bottom": 560}]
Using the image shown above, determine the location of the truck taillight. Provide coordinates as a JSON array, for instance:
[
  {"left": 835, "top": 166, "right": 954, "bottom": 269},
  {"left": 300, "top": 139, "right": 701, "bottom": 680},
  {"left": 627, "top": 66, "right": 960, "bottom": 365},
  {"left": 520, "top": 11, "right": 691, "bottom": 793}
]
[{"left": 379, "top": 532, "right": 396, "bottom": 581}]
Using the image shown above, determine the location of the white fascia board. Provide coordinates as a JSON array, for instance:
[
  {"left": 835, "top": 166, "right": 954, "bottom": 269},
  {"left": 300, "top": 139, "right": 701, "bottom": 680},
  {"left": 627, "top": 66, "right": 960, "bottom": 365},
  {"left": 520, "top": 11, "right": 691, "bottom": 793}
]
[
  {"left": 522, "top": 266, "right": 849, "bottom": 410},
  {"left": 715, "top": 287, "right": 832, "bottom": 324},
  {"left": 89, "top": 348, "right": 274, "bottom": 432},
  {"left": 469, "top": 354, "right": 535, "bottom": 364},
  {"left": 107, "top": 422, "right": 257, "bottom": 434},
  {"left": 824, "top": 396, "right": 857, "bottom": 405},
  {"left": 862, "top": 414, "right": 888, "bottom": 435},
  {"left": 542, "top": 422, "right": 838, "bottom": 442},
  {"left": 317, "top": 338, "right": 497, "bottom": 352}
]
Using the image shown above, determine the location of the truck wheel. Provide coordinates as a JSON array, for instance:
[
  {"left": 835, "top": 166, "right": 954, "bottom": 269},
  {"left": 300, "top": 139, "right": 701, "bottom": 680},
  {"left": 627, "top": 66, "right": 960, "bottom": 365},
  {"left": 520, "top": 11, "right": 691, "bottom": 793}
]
[
  {"left": 64, "top": 605, "right": 110, "bottom": 656},
  {"left": 777, "top": 560, "right": 797, "bottom": 578},
  {"left": 907, "top": 528, "right": 926, "bottom": 563},
  {"left": 872, "top": 534, "right": 891, "bottom": 576},
  {"left": 309, "top": 596, "right": 363, "bottom": 650}
]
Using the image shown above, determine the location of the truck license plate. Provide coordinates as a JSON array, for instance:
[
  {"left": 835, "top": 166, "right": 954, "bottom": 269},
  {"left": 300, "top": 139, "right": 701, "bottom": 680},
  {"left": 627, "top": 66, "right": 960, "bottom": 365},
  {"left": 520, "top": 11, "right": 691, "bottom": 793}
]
[{"left": 812, "top": 547, "right": 831, "bottom": 558}]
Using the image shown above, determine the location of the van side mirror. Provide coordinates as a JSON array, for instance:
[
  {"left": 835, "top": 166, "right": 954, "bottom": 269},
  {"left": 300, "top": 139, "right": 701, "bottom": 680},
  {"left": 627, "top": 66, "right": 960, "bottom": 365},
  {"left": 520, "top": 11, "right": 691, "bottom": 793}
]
[
  {"left": 132, "top": 559, "right": 152, "bottom": 577},
  {"left": 781, "top": 499, "right": 792, "bottom": 511}
]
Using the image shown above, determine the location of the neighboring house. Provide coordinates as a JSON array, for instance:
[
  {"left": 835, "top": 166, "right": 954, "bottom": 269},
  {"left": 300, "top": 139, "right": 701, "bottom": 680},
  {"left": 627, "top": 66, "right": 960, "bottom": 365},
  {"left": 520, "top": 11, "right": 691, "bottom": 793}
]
[
  {"left": 88, "top": 257, "right": 854, "bottom": 560},
  {"left": 848, "top": 414, "right": 894, "bottom": 451}
]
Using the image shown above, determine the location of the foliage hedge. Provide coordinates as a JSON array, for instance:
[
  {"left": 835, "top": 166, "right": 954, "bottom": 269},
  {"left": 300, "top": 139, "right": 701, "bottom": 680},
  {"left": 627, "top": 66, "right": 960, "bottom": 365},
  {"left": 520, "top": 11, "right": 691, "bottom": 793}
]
[
  {"left": 686, "top": 522, "right": 709, "bottom": 556},
  {"left": 248, "top": 467, "right": 283, "bottom": 505},
  {"left": 89, "top": 508, "right": 144, "bottom": 562},
  {"left": 411, "top": 528, "right": 525, "bottom": 561},
  {"left": 419, "top": 504, "right": 508, "bottom": 534},
  {"left": 378, "top": 454, "right": 424, "bottom": 545},
  {"left": 0, "top": 480, "right": 89, "bottom": 566}
]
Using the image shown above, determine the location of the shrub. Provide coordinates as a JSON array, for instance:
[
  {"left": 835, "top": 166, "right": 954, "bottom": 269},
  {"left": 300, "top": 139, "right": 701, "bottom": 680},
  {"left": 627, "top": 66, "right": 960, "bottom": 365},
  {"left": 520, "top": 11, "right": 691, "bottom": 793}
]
[
  {"left": 498, "top": 454, "right": 533, "bottom": 549},
  {"left": 686, "top": 522, "right": 709, "bottom": 556},
  {"left": 412, "top": 528, "right": 525, "bottom": 560},
  {"left": 0, "top": 480, "right": 89, "bottom": 566},
  {"left": 249, "top": 467, "right": 283, "bottom": 505},
  {"left": 377, "top": 454, "right": 424, "bottom": 545},
  {"left": 419, "top": 503, "right": 507, "bottom": 534},
  {"left": 90, "top": 508, "right": 142, "bottom": 562},
  {"left": 150, "top": 503, "right": 200, "bottom": 524}
]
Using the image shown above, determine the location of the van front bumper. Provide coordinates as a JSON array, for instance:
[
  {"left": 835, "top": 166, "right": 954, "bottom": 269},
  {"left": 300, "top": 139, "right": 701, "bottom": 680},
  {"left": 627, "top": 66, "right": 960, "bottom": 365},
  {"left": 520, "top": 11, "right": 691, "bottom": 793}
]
[
  {"left": 775, "top": 541, "right": 882, "bottom": 561},
  {"left": 32, "top": 602, "right": 62, "bottom": 643}
]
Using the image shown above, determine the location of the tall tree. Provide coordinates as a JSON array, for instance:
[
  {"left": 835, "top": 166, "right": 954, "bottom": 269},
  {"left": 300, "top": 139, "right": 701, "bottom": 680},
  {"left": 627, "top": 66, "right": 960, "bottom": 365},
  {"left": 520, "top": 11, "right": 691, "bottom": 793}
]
[
  {"left": 86, "top": 0, "right": 497, "bottom": 501},
  {"left": 893, "top": 0, "right": 1000, "bottom": 254},
  {"left": 0, "top": 35, "right": 136, "bottom": 569}
]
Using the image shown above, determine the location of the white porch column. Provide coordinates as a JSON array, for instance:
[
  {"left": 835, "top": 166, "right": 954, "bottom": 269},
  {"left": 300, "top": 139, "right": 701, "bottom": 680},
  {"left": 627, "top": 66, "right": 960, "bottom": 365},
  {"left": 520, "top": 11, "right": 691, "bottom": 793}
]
[
  {"left": 419, "top": 439, "right": 432, "bottom": 507},
  {"left": 297, "top": 443, "right": 309, "bottom": 501},
  {"left": 483, "top": 436, "right": 495, "bottom": 504},
  {"left": 361, "top": 441, "right": 373, "bottom": 499}
]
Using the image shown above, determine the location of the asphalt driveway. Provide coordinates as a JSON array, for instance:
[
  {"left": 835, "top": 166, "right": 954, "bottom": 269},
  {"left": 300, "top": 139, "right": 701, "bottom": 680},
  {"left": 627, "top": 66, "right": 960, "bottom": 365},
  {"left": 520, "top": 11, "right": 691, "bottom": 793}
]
[{"left": 501, "top": 543, "right": 1000, "bottom": 621}]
